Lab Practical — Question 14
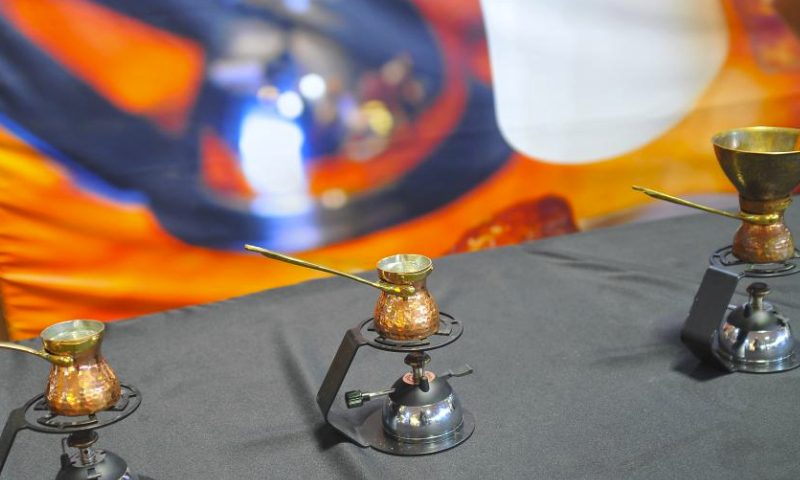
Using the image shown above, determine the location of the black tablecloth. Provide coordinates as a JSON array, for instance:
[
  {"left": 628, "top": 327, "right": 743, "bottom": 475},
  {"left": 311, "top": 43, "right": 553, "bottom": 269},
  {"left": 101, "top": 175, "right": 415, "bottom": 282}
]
[{"left": 2, "top": 208, "right": 800, "bottom": 479}]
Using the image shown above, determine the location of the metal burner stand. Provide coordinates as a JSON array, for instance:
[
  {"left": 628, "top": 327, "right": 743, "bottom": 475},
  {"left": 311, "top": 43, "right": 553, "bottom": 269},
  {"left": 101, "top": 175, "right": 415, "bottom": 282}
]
[
  {"left": 682, "top": 247, "right": 800, "bottom": 372},
  {"left": 316, "top": 312, "right": 474, "bottom": 455},
  {"left": 0, "top": 384, "right": 141, "bottom": 480}
]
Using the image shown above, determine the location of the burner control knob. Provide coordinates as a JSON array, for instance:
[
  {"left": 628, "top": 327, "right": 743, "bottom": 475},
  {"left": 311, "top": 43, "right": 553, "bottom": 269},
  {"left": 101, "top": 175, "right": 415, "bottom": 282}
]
[
  {"left": 344, "top": 388, "right": 394, "bottom": 408},
  {"left": 345, "top": 390, "right": 364, "bottom": 409}
]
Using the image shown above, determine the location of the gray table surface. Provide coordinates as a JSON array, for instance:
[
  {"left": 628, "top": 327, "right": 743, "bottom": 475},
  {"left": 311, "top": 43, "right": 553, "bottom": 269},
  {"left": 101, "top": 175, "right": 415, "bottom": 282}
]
[{"left": 1, "top": 208, "right": 799, "bottom": 480}]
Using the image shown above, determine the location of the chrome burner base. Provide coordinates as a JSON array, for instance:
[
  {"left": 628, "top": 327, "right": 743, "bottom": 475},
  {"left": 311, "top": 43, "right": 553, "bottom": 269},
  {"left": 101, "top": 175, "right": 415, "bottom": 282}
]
[
  {"left": 683, "top": 266, "right": 800, "bottom": 373},
  {"left": 317, "top": 313, "right": 474, "bottom": 454},
  {"left": 360, "top": 408, "right": 474, "bottom": 456},
  {"left": 712, "top": 336, "right": 800, "bottom": 373}
]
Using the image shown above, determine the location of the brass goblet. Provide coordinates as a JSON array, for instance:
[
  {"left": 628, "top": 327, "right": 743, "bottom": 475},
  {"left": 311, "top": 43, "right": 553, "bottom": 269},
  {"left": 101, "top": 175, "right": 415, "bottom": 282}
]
[{"left": 634, "top": 126, "right": 800, "bottom": 264}]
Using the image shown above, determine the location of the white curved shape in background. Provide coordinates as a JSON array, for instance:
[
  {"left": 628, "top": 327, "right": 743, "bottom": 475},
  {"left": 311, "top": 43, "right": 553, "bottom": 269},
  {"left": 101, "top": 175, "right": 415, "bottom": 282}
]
[{"left": 480, "top": 0, "right": 729, "bottom": 164}]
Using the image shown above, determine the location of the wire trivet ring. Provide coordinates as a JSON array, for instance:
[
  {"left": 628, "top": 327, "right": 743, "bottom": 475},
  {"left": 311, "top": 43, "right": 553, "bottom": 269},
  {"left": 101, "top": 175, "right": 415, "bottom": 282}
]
[{"left": 709, "top": 246, "right": 800, "bottom": 278}]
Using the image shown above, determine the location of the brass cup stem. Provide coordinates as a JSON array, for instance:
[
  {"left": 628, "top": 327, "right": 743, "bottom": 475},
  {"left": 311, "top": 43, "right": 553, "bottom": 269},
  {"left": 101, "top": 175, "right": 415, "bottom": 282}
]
[
  {"left": 244, "top": 244, "right": 415, "bottom": 296},
  {"left": 739, "top": 196, "right": 792, "bottom": 214}
]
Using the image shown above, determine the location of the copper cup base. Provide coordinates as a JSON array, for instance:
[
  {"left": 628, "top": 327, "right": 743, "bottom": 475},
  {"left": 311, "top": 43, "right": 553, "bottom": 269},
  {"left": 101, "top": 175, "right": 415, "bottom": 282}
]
[{"left": 733, "top": 197, "right": 794, "bottom": 264}]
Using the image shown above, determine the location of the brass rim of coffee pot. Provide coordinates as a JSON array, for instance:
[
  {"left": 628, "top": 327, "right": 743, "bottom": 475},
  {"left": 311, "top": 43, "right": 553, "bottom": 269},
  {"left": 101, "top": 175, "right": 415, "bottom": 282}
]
[
  {"left": 0, "top": 319, "right": 102, "bottom": 367},
  {"left": 40, "top": 319, "right": 105, "bottom": 355},
  {"left": 377, "top": 254, "right": 433, "bottom": 284},
  {"left": 244, "top": 244, "right": 416, "bottom": 296}
]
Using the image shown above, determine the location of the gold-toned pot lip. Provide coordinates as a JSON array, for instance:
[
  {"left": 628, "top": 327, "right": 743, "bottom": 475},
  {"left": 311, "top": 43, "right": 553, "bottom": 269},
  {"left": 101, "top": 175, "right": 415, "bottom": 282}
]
[
  {"left": 41, "top": 319, "right": 104, "bottom": 353},
  {"left": 378, "top": 253, "right": 432, "bottom": 273},
  {"left": 377, "top": 253, "right": 433, "bottom": 283},
  {"left": 712, "top": 126, "right": 800, "bottom": 155}
]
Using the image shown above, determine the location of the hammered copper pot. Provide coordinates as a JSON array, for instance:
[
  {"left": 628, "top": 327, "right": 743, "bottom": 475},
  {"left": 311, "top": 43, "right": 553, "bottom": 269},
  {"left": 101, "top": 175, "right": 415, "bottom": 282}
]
[
  {"left": 245, "top": 245, "right": 441, "bottom": 340},
  {"left": 0, "top": 319, "right": 121, "bottom": 416},
  {"left": 373, "top": 254, "right": 439, "bottom": 340}
]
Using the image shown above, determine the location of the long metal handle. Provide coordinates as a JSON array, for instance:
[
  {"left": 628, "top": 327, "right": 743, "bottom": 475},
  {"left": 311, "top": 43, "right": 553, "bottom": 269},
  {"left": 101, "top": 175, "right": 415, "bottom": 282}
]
[
  {"left": 0, "top": 342, "right": 73, "bottom": 367},
  {"left": 631, "top": 186, "right": 779, "bottom": 225},
  {"left": 244, "top": 244, "right": 415, "bottom": 295}
]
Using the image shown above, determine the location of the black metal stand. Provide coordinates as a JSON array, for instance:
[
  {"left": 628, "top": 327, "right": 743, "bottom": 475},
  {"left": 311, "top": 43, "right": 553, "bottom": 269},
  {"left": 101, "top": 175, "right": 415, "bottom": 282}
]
[
  {"left": 682, "top": 247, "right": 800, "bottom": 372},
  {"left": 316, "top": 312, "right": 474, "bottom": 454},
  {"left": 681, "top": 266, "right": 741, "bottom": 370},
  {"left": 0, "top": 384, "right": 141, "bottom": 479}
]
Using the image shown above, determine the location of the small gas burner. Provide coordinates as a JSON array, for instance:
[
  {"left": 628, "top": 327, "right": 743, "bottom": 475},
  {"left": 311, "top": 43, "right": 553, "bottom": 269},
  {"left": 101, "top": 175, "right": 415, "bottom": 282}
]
[
  {"left": 317, "top": 312, "right": 475, "bottom": 455},
  {"left": 245, "top": 247, "right": 475, "bottom": 454},
  {"left": 683, "top": 262, "right": 800, "bottom": 373},
  {"left": 0, "top": 384, "right": 142, "bottom": 480},
  {"left": 709, "top": 245, "right": 800, "bottom": 278},
  {"left": 634, "top": 127, "right": 800, "bottom": 372}
]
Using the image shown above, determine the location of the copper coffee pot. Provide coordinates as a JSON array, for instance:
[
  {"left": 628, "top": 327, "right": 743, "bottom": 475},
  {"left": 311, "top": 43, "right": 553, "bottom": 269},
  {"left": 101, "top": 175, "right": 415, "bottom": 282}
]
[
  {"left": 634, "top": 126, "right": 800, "bottom": 264},
  {"left": 0, "top": 319, "right": 121, "bottom": 416},
  {"left": 245, "top": 245, "right": 440, "bottom": 340}
]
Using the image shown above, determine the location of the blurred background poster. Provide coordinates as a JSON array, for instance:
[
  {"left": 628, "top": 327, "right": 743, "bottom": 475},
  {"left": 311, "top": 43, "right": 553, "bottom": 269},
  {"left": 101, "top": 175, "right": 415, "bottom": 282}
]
[{"left": 0, "top": 0, "right": 799, "bottom": 339}]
